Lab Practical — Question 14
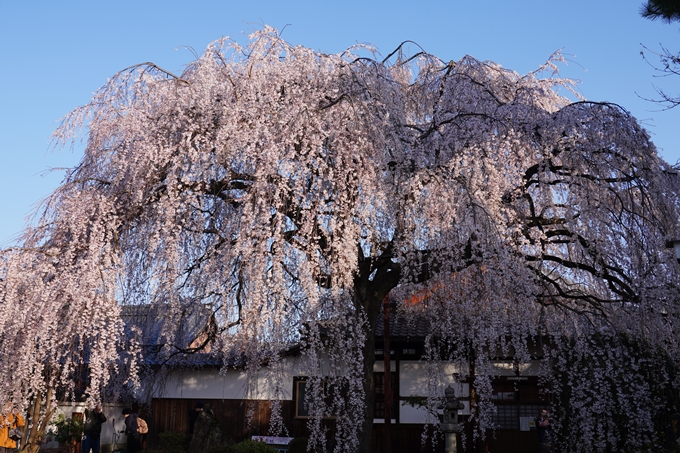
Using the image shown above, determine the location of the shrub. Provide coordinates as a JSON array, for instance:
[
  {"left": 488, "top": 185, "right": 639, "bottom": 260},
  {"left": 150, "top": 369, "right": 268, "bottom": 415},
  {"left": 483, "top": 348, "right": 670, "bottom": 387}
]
[
  {"left": 229, "top": 439, "right": 278, "bottom": 453},
  {"left": 204, "top": 445, "right": 233, "bottom": 453},
  {"left": 49, "top": 414, "right": 84, "bottom": 445},
  {"left": 157, "top": 431, "right": 190, "bottom": 453},
  {"left": 286, "top": 437, "right": 308, "bottom": 453}
]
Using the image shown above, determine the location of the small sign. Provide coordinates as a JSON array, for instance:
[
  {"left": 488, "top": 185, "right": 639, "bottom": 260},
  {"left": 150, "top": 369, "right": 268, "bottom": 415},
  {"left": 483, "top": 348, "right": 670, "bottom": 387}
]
[
  {"left": 252, "top": 436, "right": 294, "bottom": 445},
  {"left": 520, "top": 417, "right": 532, "bottom": 431}
]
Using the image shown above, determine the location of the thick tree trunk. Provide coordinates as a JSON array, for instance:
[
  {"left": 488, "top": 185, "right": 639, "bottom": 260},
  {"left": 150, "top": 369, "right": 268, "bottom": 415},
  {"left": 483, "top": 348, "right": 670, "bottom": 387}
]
[
  {"left": 355, "top": 284, "right": 383, "bottom": 453},
  {"left": 359, "top": 324, "right": 377, "bottom": 453},
  {"left": 19, "top": 386, "right": 57, "bottom": 453},
  {"left": 352, "top": 242, "right": 403, "bottom": 453},
  {"left": 382, "top": 295, "right": 392, "bottom": 453},
  {"left": 18, "top": 444, "right": 40, "bottom": 453}
]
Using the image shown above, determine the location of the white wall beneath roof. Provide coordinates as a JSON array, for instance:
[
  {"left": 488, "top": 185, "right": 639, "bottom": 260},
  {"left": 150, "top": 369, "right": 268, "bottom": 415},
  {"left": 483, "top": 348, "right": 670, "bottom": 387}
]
[
  {"left": 373, "top": 360, "right": 396, "bottom": 372},
  {"left": 154, "top": 354, "right": 346, "bottom": 401},
  {"left": 491, "top": 360, "right": 542, "bottom": 376},
  {"left": 399, "top": 361, "right": 466, "bottom": 397},
  {"left": 158, "top": 358, "right": 403, "bottom": 401},
  {"left": 159, "top": 368, "right": 251, "bottom": 399},
  {"left": 398, "top": 361, "right": 469, "bottom": 423},
  {"left": 154, "top": 357, "right": 531, "bottom": 425}
]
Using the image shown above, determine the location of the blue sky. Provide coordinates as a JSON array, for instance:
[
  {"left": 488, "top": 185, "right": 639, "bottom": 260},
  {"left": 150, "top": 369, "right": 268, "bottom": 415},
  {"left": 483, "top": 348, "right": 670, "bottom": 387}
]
[{"left": 1, "top": 1, "right": 679, "bottom": 246}]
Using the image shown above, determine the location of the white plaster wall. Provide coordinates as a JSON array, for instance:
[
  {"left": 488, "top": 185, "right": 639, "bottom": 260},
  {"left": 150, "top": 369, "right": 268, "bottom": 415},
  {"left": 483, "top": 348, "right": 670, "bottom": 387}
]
[
  {"left": 399, "top": 361, "right": 467, "bottom": 397},
  {"left": 398, "top": 361, "right": 470, "bottom": 423},
  {"left": 158, "top": 367, "right": 296, "bottom": 401},
  {"left": 154, "top": 355, "right": 344, "bottom": 401},
  {"left": 160, "top": 368, "right": 247, "bottom": 399},
  {"left": 399, "top": 403, "right": 432, "bottom": 424},
  {"left": 373, "top": 361, "right": 396, "bottom": 372},
  {"left": 491, "top": 360, "right": 542, "bottom": 376}
]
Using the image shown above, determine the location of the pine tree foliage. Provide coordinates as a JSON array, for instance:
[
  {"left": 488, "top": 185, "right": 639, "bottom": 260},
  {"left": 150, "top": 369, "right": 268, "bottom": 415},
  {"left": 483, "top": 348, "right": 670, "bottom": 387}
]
[
  {"left": 2, "top": 27, "right": 680, "bottom": 452},
  {"left": 640, "top": 0, "right": 680, "bottom": 23},
  {"left": 640, "top": 0, "right": 680, "bottom": 109}
]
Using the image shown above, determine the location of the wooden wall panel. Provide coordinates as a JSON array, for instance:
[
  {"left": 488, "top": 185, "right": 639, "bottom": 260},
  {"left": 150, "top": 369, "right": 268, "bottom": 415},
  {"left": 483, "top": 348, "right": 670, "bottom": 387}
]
[{"left": 150, "top": 399, "right": 542, "bottom": 453}]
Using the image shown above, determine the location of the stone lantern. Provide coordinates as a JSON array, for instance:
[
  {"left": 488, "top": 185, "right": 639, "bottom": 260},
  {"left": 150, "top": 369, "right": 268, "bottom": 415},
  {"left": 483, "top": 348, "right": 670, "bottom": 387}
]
[{"left": 441, "top": 385, "right": 465, "bottom": 453}]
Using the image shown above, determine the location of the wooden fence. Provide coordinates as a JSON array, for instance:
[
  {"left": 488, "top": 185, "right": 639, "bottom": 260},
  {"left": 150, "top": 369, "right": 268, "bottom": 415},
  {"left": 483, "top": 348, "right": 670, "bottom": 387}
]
[{"left": 150, "top": 398, "right": 541, "bottom": 453}]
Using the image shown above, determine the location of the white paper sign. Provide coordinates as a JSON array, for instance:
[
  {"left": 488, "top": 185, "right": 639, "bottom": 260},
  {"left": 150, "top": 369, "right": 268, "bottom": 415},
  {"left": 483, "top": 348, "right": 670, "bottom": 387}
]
[{"left": 520, "top": 416, "right": 532, "bottom": 431}]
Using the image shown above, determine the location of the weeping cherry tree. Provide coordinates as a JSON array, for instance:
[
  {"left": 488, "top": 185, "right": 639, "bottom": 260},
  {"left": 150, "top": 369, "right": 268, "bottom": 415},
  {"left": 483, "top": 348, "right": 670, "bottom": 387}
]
[{"left": 2, "top": 27, "right": 680, "bottom": 453}]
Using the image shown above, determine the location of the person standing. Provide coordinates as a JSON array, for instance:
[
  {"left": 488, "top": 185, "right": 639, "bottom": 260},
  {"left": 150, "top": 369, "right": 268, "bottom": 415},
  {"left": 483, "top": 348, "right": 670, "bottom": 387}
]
[
  {"left": 535, "top": 408, "right": 553, "bottom": 453},
  {"left": 131, "top": 403, "right": 147, "bottom": 452},
  {"left": 188, "top": 401, "right": 203, "bottom": 436},
  {"left": 0, "top": 403, "right": 25, "bottom": 453},
  {"left": 122, "top": 408, "right": 141, "bottom": 453},
  {"left": 82, "top": 406, "right": 107, "bottom": 453}
]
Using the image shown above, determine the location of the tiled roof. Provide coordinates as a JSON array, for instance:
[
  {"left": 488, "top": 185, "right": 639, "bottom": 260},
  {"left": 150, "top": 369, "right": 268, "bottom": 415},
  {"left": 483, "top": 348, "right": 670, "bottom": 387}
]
[
  {"left": 120, "top": 303, "right": 214, "bottom": 349},
  {"left": 123, "top": 303, "right": 430, "bottom": 368},
  {"left": 374, "top": 310, "right": 430, "bottom": 339}
]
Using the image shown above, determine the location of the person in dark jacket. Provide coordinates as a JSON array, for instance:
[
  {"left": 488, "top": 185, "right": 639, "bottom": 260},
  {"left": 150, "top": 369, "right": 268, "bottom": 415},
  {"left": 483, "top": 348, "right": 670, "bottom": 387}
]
[
  {"left": 82, "top": 406, "right": 107, "bottom": 453},
  {"left": 535, "top": 409, "right": 553, "bottom": 453},
  {"left": 122, "top": 408, "right": 141, "bottom": 453},
  {"left": 188, "top": 401, "right": 203, "bottom": 435}
]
